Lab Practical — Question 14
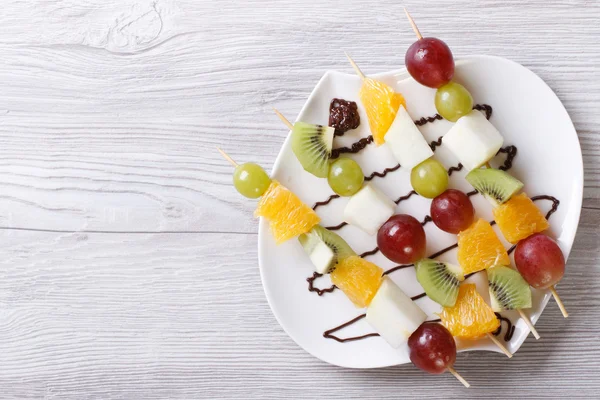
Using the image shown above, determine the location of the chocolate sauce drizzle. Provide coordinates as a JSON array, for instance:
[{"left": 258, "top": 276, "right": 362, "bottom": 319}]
[
  {"left": 307, "top": 272, "right": 336, "bottom": 296},
  {"left": 494, "top": 312, "right": 515, "bottom": 342},
  {"left": 448, "top": 163, "right": 463, "bottom": 176},
  {"left": 429, "top": 137, "right": 443, "bottom": 151},
  {"left": 330, "top": 136, "right": 374, "bottom": 160},
  {"left": 364, "top": 164, "right": 401, "bottom": 182},
  {"left": 395, "top": 190, "right": 417, "bottom": 205},
  {"left": 312, "top": 194, "right": 340, "bottom": 210},
  {"left": 323, "top": 314, "right": 379, "bottom": 343},
  {"left": 329, "top": 103, "right": 492, "bottom": 160},
  {"left": 325, "top": 221, "right": 347, "bottom": 231}
]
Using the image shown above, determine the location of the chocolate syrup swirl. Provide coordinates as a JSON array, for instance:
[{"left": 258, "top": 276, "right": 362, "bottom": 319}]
[
  {"left": 323, "top": 314, "right": 380, "bottom": 343},
  {"left": 494, "top": 312, "right": 515, "bottom": 342},
  {"left": 498, "top": 146, "right": 517, "bottom": 171},
  {"left": 395, "top": 190, "right": 417, "bottom": 205},
  {"left": 364, "top": 164, "right": 401, "bottom": 182},
  {"left": 448, "top": 163, "right": 463, "bottom": 176},
  {"left": 429, "top": 137, "right": 443, "bottom": 151},
  {"left": 531, "top": 194, "right": 560, "bottom": 220},
  {"left": 324, "top": 221, "right": 348, "bottom": 231},
  {"left": 421, "top": 215, "right": 433, "bottom": 226},
  {"left": 307, "top": 272, "right": 336, "bottom": 296},
  {"left": 313, "top": 194, "right": 340, "bottom": 211},
  {"left": 330, "top": 136, "right": 374, "bottom": 160},
  {"left": 359, "top": 247, "right": 380, "bottom": 258},
  {"left": 329, "top": 103, "right": 492, "bottom": 160}
]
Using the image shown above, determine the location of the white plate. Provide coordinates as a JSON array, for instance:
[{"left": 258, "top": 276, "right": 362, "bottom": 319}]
[{"left": 258, "top": 55, "right": 583, "bottom": 368}]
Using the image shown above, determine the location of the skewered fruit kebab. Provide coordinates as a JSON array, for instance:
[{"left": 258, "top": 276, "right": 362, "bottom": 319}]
[
  {"left": 345, "top": 54, "right": 450, "bottom": 200},
  {"left": 217, "top": 148, "right": 320, "bottom": 244},
  {"left": 403, "top": 10, "right": 568, "bottom": 319},
  {"left": 219, "top": 148, "right": 470, "bottom": 386}
]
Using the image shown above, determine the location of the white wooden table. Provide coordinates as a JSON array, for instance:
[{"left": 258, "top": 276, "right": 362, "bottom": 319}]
[{"left": 0, "top": 1, "right": 599, "bottom": 398}]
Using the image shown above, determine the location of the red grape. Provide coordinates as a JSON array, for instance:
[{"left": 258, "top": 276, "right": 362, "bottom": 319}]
[
  {"left": 408, "top": 322, "right": 456, "bottom": 374},
  {"left": 514, "top": 233, "right": 565, "bottom": 289},
  {"left": 430, "top": 189, "right": 475, "bottom": 234},
  {"left": 405, "top": 38, "right": 454, "bottom": 88},
  {"left": 377, "top": 214, "right": 426, "bottom": 264}
]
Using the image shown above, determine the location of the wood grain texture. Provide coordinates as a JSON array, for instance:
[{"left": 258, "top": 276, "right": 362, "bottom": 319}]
[{"left": 0, "top": 0, "right": 599, "bottom": 398}]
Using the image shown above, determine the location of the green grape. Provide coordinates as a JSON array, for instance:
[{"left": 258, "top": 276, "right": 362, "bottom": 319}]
[
  {"left": 411, "top": 158, "right": 448, "bottom": 199},
  {"left": 434, "top": 81, "right": 473, "bottom": 122},
  {"left": 327, "top": 158, "right": 364, "bottom": 196},
  {"left": 233, "top": 163, "right": 271, "bottom": 198}
]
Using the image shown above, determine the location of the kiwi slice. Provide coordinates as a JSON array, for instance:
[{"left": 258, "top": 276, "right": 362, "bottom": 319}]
[
  {"left": 415, "top": 259, "right": 465, "bottom": 307},
  {"left": 298, "top": 225, "right": 355, "bottom": 274},
  {"left": 488, "top": 265, "right": 532, "bottom": 311},
  {"left": 291, "top": 122, "right": 335, "bottom": 178},
  {"left": 465, "top": 168, "right": 523, "bottom": 207}
]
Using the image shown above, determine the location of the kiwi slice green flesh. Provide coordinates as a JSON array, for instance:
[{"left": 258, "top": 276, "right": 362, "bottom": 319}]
[
  {"left": 465, "top": 168, "right": 523, "bottom": 207},
  {"left": 291, "top": 122, "right": 334, "bottom": 178},
  {"left": 298, "top": 225, "right": 355, "bottom": 274},
  {"left": 415, "top": 259, "right": 465, "bottom": 307},
  {"left": 488, "top": 265, "right": 532, "bottom": 311}
]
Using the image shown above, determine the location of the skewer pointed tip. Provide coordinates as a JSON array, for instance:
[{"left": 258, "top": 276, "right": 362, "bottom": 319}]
[
  {"left": 344, "top": 52, "right": 366, "bottom": 81},
  {"left": 404, "top": 8, "right": 423, "bottom": 40},
  {"left": 272, "top": 108, "right": 294, "bottom": 130},
  {"left": 217, "top": 147, "right": 239, "bottom": 167}
]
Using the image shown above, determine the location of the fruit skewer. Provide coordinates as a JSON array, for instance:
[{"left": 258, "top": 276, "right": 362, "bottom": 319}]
[
  {"left": 403, "top": 9, "right": 567, "bottom": 322},
  {"left": 218, "top": 148, "right": 471, "bottom": 387},
  {"left": 345, "top": 54, "right": 450, "bottom": 200}
]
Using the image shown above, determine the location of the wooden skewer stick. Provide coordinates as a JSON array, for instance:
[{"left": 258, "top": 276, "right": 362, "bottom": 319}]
[
  {"left": 344, "top": 52, "right": 366, "bottom": 81},
  {"left": 550, "top": 286, "right": 569, "bottom": 318},
  {"left": 217, "top": 147, "right": 238, "bottom": 167},
  {"left": 517, "top": 309, "right": 541, "bottom": 340},
  {"left": 486, "top": 332, "right": 513, "bottom": 358},
  {"left": 272, "top": 108, "right": 294, "bottom": 130},
  {"left": 404, "top": 8, "right": 423, "bottom": 40},
  {"left": 447, "top": 366, "right": 470, "bottom": 388}
]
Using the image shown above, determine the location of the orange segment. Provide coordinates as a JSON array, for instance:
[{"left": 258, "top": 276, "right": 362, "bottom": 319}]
[
  {"left": 493, "top": 193, "right": 549, "bottom": 244},
  {"left": 255, "top": 181, "right": 320, "bottom": 244},
  {"left": 440, "top": 284, "right": 500, "bottom": 339},
  {"left": 457, "top": 219, "right": 510, "bottom": 274},
  {"left": 330, "top": 255, "right": 383, "bottom": 308},
  {"left": 359, "top": 78, "right": 406, "bottom": 145}
]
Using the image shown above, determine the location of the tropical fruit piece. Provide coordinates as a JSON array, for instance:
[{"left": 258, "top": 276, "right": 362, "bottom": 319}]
[
  {"left": 298, "top": 226, "right": 356, "bottom": 274},
  {"left": 291, "top": 122, "right": 335, "bottom": 178},
  {"left": 465, "top": 168, "right": 523, "bottom": 207},
  {"left": 330, "top": 255, "right": 383, "bottom": 308},
  {"left": 493, "top": 193, "right": 549, "bottom": 244},
  {"left": 344, "top": 184, "right": 396, "bottom": 235},
  {"left": 440, "top": 284, "right": 500, "bottom": 339},
  {"left": 457, "top": 218, "right": 510, "bottom": 275},
  {"left": 255, "top": 181, "right": 320, "bottom": 244},
  {"left": 415, "top": 259, "right": 465, "bottom": 307},
  {"left": 487, "top": 265, "right": 532, "bottom": 311},
  {"left": 359, "top": 78, "right": 406, "bottom": 145}
]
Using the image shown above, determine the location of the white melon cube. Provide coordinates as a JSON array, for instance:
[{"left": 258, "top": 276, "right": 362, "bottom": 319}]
[
  {"left": 443, "top": 110, "right": 504, "bottom": 170},
  {"left": 384, "top": 106, "right": 434, "bottom": 170},
  {"left": 366, "top": 277, "right": 428, "bottom": 348},
  {"left": 307, "top": 241, "right": 335, "bottom": 274},
  {"left": 343, "top": 185, "right": 395, "bottom": 235}
]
